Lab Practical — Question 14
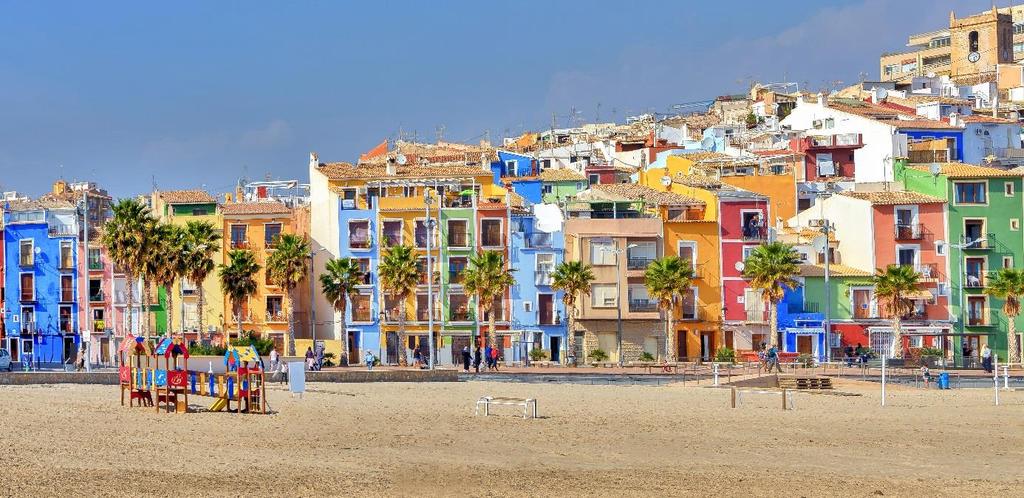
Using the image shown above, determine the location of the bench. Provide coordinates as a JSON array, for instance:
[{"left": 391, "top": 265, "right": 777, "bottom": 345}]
[
  {"left": 730, "top": 387, "right": 795, "bottom": 410},
  {"left": 475, "top": 396, "right": 538, "bottom": 419}
]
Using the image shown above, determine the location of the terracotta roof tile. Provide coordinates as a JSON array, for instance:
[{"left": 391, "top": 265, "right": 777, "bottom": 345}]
[
  {"left": 961, "top": 114, "right": 1018, "bottom": 124},
  {"left": 799, "top": 264, "right": 872, "bottom": 277},
  {"left": 587, "top": 183, "right": 704, "bottom": 206},
  {"left": 539, "top": 169, "right": 586, "bottom": 182},
  {"left": 220, "top": 201, "right": 291, "bottom": 216},
  {"left": 159, "top": 190, "right": 217, "bottom": 204},
  {"left": 317, "top": 161, "right": 489, "bottom": 180},
  {"left": 840, "top": 190, "right": 946, "bottom": 205},
  {"left": 877, "top": 119, "right": 959, "bottom": 130},
  {"left": 909, "top": 163, "right": 1022, "bottom": 178}
]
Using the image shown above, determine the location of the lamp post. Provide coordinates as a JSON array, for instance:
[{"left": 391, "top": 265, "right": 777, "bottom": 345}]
[
  {"left": 951, "top": 236, "right": 986, "bottom": 368},
  {"left": 309, "top": 248, "right": 324, "bottom": 361},
  {"left": 603, "top": 243, "right": 638, "bottom": 367},
  {"left": 378, "top": 310, "right": 387, "bottom": 363},
  {"left": 815, "top": 183, "right": 837, "bottom": 363},
  {"left": 424, "top": 190, "right": 436, "bottom": 370}
]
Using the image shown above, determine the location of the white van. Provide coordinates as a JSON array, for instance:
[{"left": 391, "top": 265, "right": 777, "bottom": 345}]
[{"left": 0, "top": 349, "right": 11, "bottom": 371}]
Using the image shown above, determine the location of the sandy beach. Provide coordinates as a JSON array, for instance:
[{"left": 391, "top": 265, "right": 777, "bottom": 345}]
[{"left": 0, "top": 378, "right": 1022, "bottom": 497}]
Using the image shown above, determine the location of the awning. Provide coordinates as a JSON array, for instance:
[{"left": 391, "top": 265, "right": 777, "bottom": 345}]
[{"left": 906, "top": 289, "right": 933, "bottom": 300}]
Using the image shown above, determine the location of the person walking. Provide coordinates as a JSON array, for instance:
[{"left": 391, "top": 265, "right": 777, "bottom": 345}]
[
  {"left": 364, "top": 350, "right": 376, "bottom": 372},
  {"left": 269, "top": 347, "right": 280, "bottom": 373},
  {"left": 413, "top": 346, "right": 422, "bottom": 368},
  {"left": 981, "top": 344, "right": 993, "bottom": 373},
  {"left": 304, "top": 347, "right": 315, "bottom": 371},
  {"left": 490, "top": 345, "right": 500, "bottom": 372},
  {"left": 461, "top": 346, "right": 471, "bottom": 373},
  {"left": 767, "top": 344, "right": 783, "bottom": 373},
  {"left": 473, "top": 346, "right": 482, "bottom": 373},
  {"left": 484, "top": 344, "right": 493, "bottom": 371}
]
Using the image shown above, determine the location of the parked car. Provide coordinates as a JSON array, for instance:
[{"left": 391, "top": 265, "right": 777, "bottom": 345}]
[{"left": 0, "top": 349, "right": 11, "bottom": 371}]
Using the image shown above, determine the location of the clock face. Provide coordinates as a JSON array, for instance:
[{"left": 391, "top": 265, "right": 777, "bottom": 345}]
[{"left": 968, "top": 51, "right": 981, "bottom": 63}]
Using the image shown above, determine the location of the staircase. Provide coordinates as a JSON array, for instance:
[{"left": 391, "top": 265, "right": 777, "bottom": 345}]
[{"left": 776, "top": 374, "right": 833, "bottom": 390}]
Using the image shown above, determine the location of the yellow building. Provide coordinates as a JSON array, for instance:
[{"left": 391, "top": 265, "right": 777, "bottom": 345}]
[
  {"left": 151, "top": 190, "right": 225, "bottom": 340},
  {"left": 220, "top": 200, "right": 296, "bottom": 349}
]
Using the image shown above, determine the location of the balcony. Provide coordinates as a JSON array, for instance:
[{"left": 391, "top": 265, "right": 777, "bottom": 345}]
[
  {"left": 908, "top": 150, "right": 950, "bottom": 164},
  {"left": 680, "top": 306, "right": 702, "bottom": 321},
  {"left": 690, "top": 264, "right": 705, "bottom": 279},
  {"left": 742, "top": 227, "right": 767, "bottom": 241},
  {"left": 525, "top": 232, "right": 553, "bottom": 248},
  {"left": 903, "top": 263, "right": 938, "bottom": 280},
  {"left": 535, "top": 271, "right": 553, "bottom": 286},
  {"left": 359, "top": 273, "right": 373, "bottom": 286},
  {"left": 894, "top": 223, "right": 924, "bottom": 240},
  {"left": 628, "top": 300, "right": 659, "bottom": 313},
  {"left": 807, "top": 133, "right": 862, "bottom": 148},
  {"left": 88, "top": 260, "right": 104, "bottom": 271},
  {"left": 967, "top": 311, "right": 995, "bottom": 327},
  {"left": 902, "top": 308, "right": 927, "bottom": 320},
  {"left": 230, "top": 239, "right": 249, "bottom": 250},
  {"left": 48, "top": 225, "right": 77, "bottom": 237},
  {"left": 962, "top": 238, "right": 992, "bottom": 251},
  {"left": 448, "top": 270, "right": 465, "bottom": 285},
  {"left": 349, "top": 236, "right": 371, "bottom": 250},
  {"left": 266, "top": 312, "right": 286, "bottom": 323},
  {"left": 415, "top": 309, "right": 440, "bottom": 322},
  {"left": 352, "top": 309, "right": 373, "bottom": 322},
  {"left": 93, "top": 320, "right": 106, "bottom": 332},
  {"left": 627, "top": 257, "right": 655, "bottom": 270},
  {"left": 449, "top": 310, "right": 473, "bottom": 322},
  {"left": 447, "top": 231, "right": 471, "bottom": 248},
  {"left": 19, "top": 256, "right": 33, "bottom": 268},
  {"left": 537, "top": 311, "right": 560, "bottom": 326},
  {"left": 89, "top": 291, "right": 105, "bottom": 303},
  {"left": 964, "top": 272, "right": 986, "bottom": 289},
  {"left": 745, "top": 309, "right": 767, "bottom": 323}
]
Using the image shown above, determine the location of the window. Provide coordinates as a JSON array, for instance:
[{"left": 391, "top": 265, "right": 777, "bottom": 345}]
[
  {"left": 191, "top": 208, "right": 209, "bottom": 216},
  {"left": 884, "top": 64, "right": 899, "bottom": 76},
  {"left": 681, "top": 289, "right": 698, "bottom": 320},
  {"left": 815, "top": 153, "right": 835, "bottom": 176},
  {"left": 416, "top": 294, "right": 431, "bottom": 321},
  {"left": 351, "top": 293, "right": 372, "bottom": 322},
  {"left": 969, "top": 31, "right": 979, "bottom": 53},
  {"left": 955, "top": 182, "right": 986, "bottom": 204},
  {"left": 908, "top": 336, "right": 924, "bottom": 348},
  {"left": 591, "top": 284, "right": 617, "bottom": 308},
  {"left": 964, "top": 219, "right": 985, "bottom": 245},
  {"left": 540, "top": 159, "right": 552, "bottom": 170},
  {"left": 349, "top": 220, "right": 370, "bottom": 249},
  {"left": 504, "top": 160, "right": 518, "bottom": 176},
  {"left": 536, "top": 253, "right": 555, "bottom": 285},
  {"left": 967, "top": 296, "right": 987, "bottom": 326},
  {"left": 576, "top": 182, "right": 584, "bottom": 190},
  {"left": 59, "top": 306, "right": 72, "bottom": 333},
  {"left": 382, "top": 220, "right": 402, "bottom": 247},
  {"left": 356, "top": 258, "right": 371, "bottom": 285},
  {"left": 88, "top": 248, "right": 102, "bottom": 269},
  {"left": 60, "top": 275, "right": 74, "bottom": 302},
  {"left": 1016, "top": 23, "right": 1024, "bottom": 35},
  {"left": 20, "top": 273, "right": 34, "bottom": 301},
  {"left": 1006, "top": 182, "right": 1016, "bottom": 197},
  {"left": 403, "top": 186, "right": 417, "bottom": 197},
  {"left": 1004, "top": 256, "right": 1014, "bottom": 269},
  {"left": 590, "top": 240, "right": 615, "bottom": 265},
  {"left": 448, "top": 256, "right": 468, "bottom": 284},
  {"left": 1015, "top": 42, "right": 1024, "bottom": 54},
  {"left": 824, "top": 118, "right": 834, "bottom": 129},
  {"left": 264, "top": 223, "right": 282, "bottom": 248},
  {"left": 936, "top": 242, "right": 947, "bottom": 256},
  {"left": 678, "top": 241, "right": 697, "bottom": 269},
  {"left": 19, "top": 240, "right": 33, "bottom": 267},
  {"left": 59, "top": 240, "right": 73, "bottom": 269},
  {"left": 928, "top": 36, "right": 950, "bottom": 48},
  {"left": 965, "top": 258, "right": 985, "bottom": 288},
  {"left": 896, "top": 246, "right": 918, "bottom": 267},
  {"left": 588, "top": 174, "right": 599, "bottom": 186},
  {"left": 265, "top": 296, "right": 284, "bottom": 322},
  {"left": 21, "top": 308, "right": 35, "bottom": 330},
  {"left": 1012, "top": 219, "right": 1020, "bottom": 231},
  {"left": 230, "top": 225, "right": 248, "bottom": 248},
  {"left": 447, "top": 219, "right": 468, "bottom": 247},
  {"left": 542, "top": 184, "right": 553, "bottom": 194},
  {"left": 89, "top": 279, "right": 103, "bottom": 301},
  {"left": 414, "top": 220, "right": 430, "bottom": 248},
  {"left": 742, "top": 245, "right": 756, "bottom": 262},
  {"left": 449, "top": 293, "right": 471, "bottom": 321},
  {"left": 480, "top": 219, "right": 502, "bottom": 247}
]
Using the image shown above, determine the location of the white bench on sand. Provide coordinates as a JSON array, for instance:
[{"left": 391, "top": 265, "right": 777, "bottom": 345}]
[
  {"left": 475, "top": 396, "right": 538, "bottom": 419},
  {"left": 731, "top": 387, "right": 795, "bottom": 410}
]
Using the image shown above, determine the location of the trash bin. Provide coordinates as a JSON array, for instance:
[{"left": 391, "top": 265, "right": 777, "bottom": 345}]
[{"left": 938, "top": 372, "right": 950, "bottom": 389}]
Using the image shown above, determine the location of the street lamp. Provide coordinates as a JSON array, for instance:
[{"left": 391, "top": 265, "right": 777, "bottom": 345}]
[
  {"left": 602, "top": 242, "right": 638, "bottom": 367},
  {"left": 309, "top": 248, "right": 324, "bottom": 360},
  {"left": 424, "top": 190, "right": 436, "bottom": 370},
  {"left": 814, "top": 183, "right": 837, "bottom": 363},
  {"left": 951, "top": 236, "right": 987, "bottom": 367}
]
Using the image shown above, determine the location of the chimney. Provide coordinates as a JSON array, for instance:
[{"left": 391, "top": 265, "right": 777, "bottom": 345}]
[
  {"left": 386, "top": 157, "right": 397, "bottom": 176},
  {"left": 871, "top": 87, "right": 887, "bottom": 104},
  {"left": 817, "top": 92, "right": 827, "bottom": 108},
  {"left": 309, "top": 151, "right": 319, "bottom": 171},
  {"left": 225, "top": 193, "right": 233, "bottom": 203},
  {"left": 949, "top": 113, "right": 960, "bottom": 127}
]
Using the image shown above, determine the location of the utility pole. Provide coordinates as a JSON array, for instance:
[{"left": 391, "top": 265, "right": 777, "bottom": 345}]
[
  {"left": 81, "top": 190, "right": 91, "bottom": 372},
  {"left": 424, "top": 191, "right": 436, "bottom": 369}
]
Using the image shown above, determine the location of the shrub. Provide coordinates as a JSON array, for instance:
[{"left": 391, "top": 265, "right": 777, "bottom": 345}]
[
  {"left": 322, "top": 352, "right": 337, "bottom": 368},
  {"left": 638, "top": 352, "right": 656, "bottom": 362},
  {"left": 188, "top": 342, "right": 227, "bottom": 356},
  {"left": 919, "top": 347, "right": 944, "bottom": 358},
  {"left": 714, "top": 347, "right": 736, "bottom": 363},
  {"left": 230, "top": 331, "right": 274, "bottom": 356},
  {"left": 589, "top": 349, "right": 608, "bottom": 362},
  {"left": 796, "top": 353, "right": 815, "bottom": 368},
  {"left": 528, "top": 348, "right": 547, "bottom": 362}
]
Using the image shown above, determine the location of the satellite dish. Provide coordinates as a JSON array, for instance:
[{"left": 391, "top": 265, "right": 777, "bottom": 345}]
[
  {"left": 34, "top": 246, "right": 42, "bottom": 255},
  {"left": 396, "top": 154, "right": 407, "bottom": 165},
  {"left": 734, "top": 261, "right": 745, "bottom": 272},
  {"left": 700, "top": 137, "right": 715, "bottom": 150},
  {"left": 660, "top": 175, "right": 672, "bottom": 187},
  {"left": 811, "top": 235, "right": 828, "bottom": 254},
  {"left": 929, "top": 163, "right": 942, "bottom": 176}
]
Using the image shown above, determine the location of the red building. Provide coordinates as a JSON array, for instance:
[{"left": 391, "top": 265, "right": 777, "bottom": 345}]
[{"left": 790, "top": 132, "right": 863, "bottom": 181}]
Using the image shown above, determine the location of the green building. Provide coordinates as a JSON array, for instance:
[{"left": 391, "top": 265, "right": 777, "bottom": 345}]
[
  {"left": 898, "top": 161, "right": 1024, "bottom": 364},
  {"left": 540, "top": 169, "right": 587, "bottom": 204}
]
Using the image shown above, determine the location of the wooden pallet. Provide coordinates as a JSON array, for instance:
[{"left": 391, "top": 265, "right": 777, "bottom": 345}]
[{"left": 777, "top": 375, "right": 833, "bottom": 390}]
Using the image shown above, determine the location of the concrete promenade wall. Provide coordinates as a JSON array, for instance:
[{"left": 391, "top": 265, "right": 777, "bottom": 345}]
[{"left": 0, "top": 369, "right": 458, "bottom": 385}]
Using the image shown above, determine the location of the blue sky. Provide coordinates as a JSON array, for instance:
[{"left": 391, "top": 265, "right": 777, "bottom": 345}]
[{"left": 0, "top": 0, "right": 982, "bottom": 197}]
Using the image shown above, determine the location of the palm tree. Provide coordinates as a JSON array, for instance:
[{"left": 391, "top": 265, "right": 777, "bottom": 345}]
[
  {"left": 138, "top": 217, "right": 162, "bottom": 337},
  {"left": 551, "top": 261, "right": 595, "bottom": 366},
  {"left": 985, "top": 268, "right": 1024, "bottom": 364},
  {"left": 873, "top": 264, "right": 920, "bottom": 359},
  {"left": 219, "top": 249, "right": 261, "bottom": 340},
  {"left": 149, "top": 223, "right": 187, "bottom": 336},
  {"left": 645, "top": 256, "right": 696, "bottom": 362},
  {"left": 266, "top": 233, "right": 311, "bottom": 356},
  {"left": 102, "top": 199, "right": 156, "bottom": 339},
  {"left": 462, "top": 250, "right": 516, "bottom": 351},
  {"left": 320, "top": 258, "right": 364, "bottom": 366},
  {"left": 743, "top": 242, "right": 802, "bottom": 348},
  {"left": 378, "top": 243, "right": 420, "bottom": 365},
  {"left": 182, "top": 220, "right": 221, "bottom": 339}
]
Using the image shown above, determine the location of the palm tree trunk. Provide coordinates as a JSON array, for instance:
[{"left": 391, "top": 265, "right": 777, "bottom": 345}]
[
  {"left": 1008, "top": 314, "right": 1020, "bottom": 364},
  {"left": 890, "top": 316, "right": 903, "bottom": 359},
  {"left": 236, "top": 301, "right": 243, "bottom": 339},
  {"left": 287, "top": 287, "right": 296, "bottom": 356},
  {"left": 566, "top": 302, "right": 576, "bottom": 366},
  {"left": 769, "top": 300, "right": 779, "bottom": 348},
  {"left": 165, "top": 284, "right": 174, "bottom": 335},
  {"left": 398, "top": 299, "right": 408, "bottom": 366},
  {"left": 197, "top": 285, "right": 206, "bottom": 340},
  {"left": 126, "top": 271, "right": 135, "bottom": 338},
  {"left": 142, "top": 278, "right": 152, "bottom": 338},
  {"left": 667, "top": 302, "right": 676, "bottom": 362},
  {"left": 488, "top": 300, "right": 497, "bottom": 351},
  {"left": 340, "top": 297, "right": 349, "bottom": 366}
]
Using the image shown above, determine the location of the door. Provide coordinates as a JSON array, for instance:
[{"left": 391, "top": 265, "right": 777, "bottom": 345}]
[
  {"left": 63, "top": 337, "right": 76, "bottom": 365},
  {"left": 676, "top": 330, "right": 688, "bottom": 360},
  {"left": 9, "top": 338, "right": 19, "bottom": 362},
  {"left": 853, "top": 289, "right": 873, "bottom": 319},
  {"left": 549, "top": 336, "right": 561, "bottom": 363},
  {"left": 597, "top": 333, "right": 616, "bottom": 362},
  {"left": 385, "top": 332, "right": 399, "bottom": 365},
  {"left": 797, "top": 335, "right": 813, "bottom": 355},
  {"left": 347, "top": 330, "right": 358, "bottom": 364},
  {"left": 700, "top": 332, "right": 714, "bottom": 361},
  {"left": 573, "top": 332, "right": 585, "bottom": 360},
  {"left": 538, "top": 294, "right": 554, "bottom": 325}
]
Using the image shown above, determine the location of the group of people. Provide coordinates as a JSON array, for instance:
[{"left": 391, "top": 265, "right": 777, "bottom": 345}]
[
  {"left": 757, "top": 343, "right": 783, "bottom": 373},
  {"left": 460, "top": 345, "right": 500, "bottom": 373},
  {"left": 843, "top": 343, "right": 872, "bottom": 366}
]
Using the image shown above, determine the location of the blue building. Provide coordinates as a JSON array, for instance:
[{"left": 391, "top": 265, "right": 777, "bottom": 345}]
[
  {"left": 337, "top": 198, "right": 380, "bottom": 364},
  {"left": 777, "top": 284, "right": 828, "bottom": 361},
  {"left": 4, "top": 198, "right": 81, "bottom": 367}
]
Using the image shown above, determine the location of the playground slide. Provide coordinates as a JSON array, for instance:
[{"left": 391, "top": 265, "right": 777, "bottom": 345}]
[{"left": 209, "top": 398, "right": 227, "bottom": 412}]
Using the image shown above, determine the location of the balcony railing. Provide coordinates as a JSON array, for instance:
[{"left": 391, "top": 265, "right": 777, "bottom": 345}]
[
  {"left": 535, "top": 271, "right": 553, "bottom": 286},
  {"left": 349, "top": 236, "right": 371, "bottom": 249},
  {"left": 853, "top": 305, "right": 878, "bottom": 319},
  {"left": 525, "top": 232, "right": 553, "bottom": 248},
  {"left": 447, "top": 231, "right": 470, "bottom": 247},
  {"left": 19, "top": 256, "right": 33, "bottom": 267},
  {"left": 742, "top": 227, "right": 767, "bottom": 241},
  {"left": 89, "top": 291, "right": 105, "bottom": 302},
  {"left": 902, "top": 308, "right": 927, "bottom": 320},
  {"left": 88, "top": 260, "right": 104, "bottom": 270},
  {"left": 20, "top": 292, "right": 35, "bottom": 303},
  {"left": 359, "top": 273, "right": 373, "bottom": 286},
  {"left": 745, "top": 309, "right": 767, "bottom": 323},
  {"left": 93, "top": 320, "right": 106, "bottom": 332},
  {"left": 449, "top": 310, "right": 473, "bottom": 322},
  {"left": 680, "top": 306, "right": 702, "bottom": 321},
  {"left": 230, "top": 239, "right": 249, "bottom": 249},
  {"left": 448, "top": 270, "right": 465, "bottom": 285},
  {"left": 59, "top": 259, "right": 74, "bottom": 271},
  {"left": 628, "top": 300, "right": 659, "bottom": 313},
  {"left": 352, "top": 309, "right": 373, "bottom": 322},
  {"left": 808, "top": 133, "right": 862, "bottom": 148},
  {"left": 908, "top": 150, "right": 950, "bottom": 163},
  {"left": 20, "top": 321, "right": 37, "bottom": 333},
  {"left": 418, "top": 272, "right": 440, "bottom": 286},
  {"left": 900, "top": 263, "right": 938, "bottom": 279},
  {"left": 415, "top": 310, "right": 441, "bottom": 322},
  {"left": 266, "top": 312, "right": 286, "bottom": 323},
  {"left": 894, "top": 223, "right": 924, "bottom": 240},
  {"left": 627, "top": 256, "right": 655, "bottom": 270},
  {"left": 49, "top": 225, "right": 77, "bottom": 237},
  {"left": 963, "top": 237, "right": 992, "bottom": 250},
  {"left": 964, "top": 272, "right": 986, "bottom": 288},
  {"left": 537, "top": 311, "right": 560, "bottom": 326},
  {"left": 967, "top": 311, "right": 994, "bottom": 327}
]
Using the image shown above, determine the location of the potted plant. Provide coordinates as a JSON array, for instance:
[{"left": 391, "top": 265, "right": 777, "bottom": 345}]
[
  {"left": 588, "top": 349, "right": 608, "bottom": 364},
  {"left": 714, "top": 346, "right": 736, "bottom": 364}
]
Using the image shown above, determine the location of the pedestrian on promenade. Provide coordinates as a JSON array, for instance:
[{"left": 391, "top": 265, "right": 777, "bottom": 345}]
[
  {"left": 365, "top": 350, "right": 375, "bottom": 372},
  {"left": 757, "top": 343, "right": 768, "bottom": 373},
  {"left": 269, "top": 347, "right": 280, "bottom": 372},
  {"left": 490, "top": 346, "right": 500, "bottom": 372},
  {"left": 461, "top": 346, "right": 471, "bottom": 372},
  {"left": 981, "top": 344, "right": 993, "bottom": 373},
  {"left": 473, "top": 346, "right": 482, "bottom": 373},
  {"left": 484, "top": 345, "right": 493, "bottom": 370},
  {"left": 768, "top": 344, "right": 783, "bottom": 373},
  {"left": 316, "top": 347, "right": 325, "bottom": 371},
  {"left": 413, "top": 346, "right": 422, "bottom": 368},
  {"left": 305, "top": 347, "right": 315, "bottom": 371}
]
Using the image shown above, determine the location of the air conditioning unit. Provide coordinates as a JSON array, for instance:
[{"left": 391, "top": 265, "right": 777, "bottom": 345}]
[
  {"left": 808, "top": 219, "right": 825, "bottom": 228},
  {"left": 523, "top": 301, "right": 533, "bottom": 312}
]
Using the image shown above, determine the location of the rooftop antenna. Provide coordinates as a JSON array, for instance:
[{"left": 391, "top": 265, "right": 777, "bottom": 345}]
[{"left": 435, "top": 125, "right": 446, "bottom": 143}]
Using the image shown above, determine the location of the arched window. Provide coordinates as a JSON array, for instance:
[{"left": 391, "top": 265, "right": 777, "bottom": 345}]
[{"left": 969, "top": 31, "right": 979, "bottom": 52}]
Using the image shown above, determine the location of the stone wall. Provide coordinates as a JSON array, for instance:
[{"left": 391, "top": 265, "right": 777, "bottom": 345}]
[{"left": 0, "top": 369, "right": 458, "bottom": 385}]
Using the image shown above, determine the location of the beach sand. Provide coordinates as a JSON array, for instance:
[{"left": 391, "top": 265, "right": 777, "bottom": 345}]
[{"left": 0, "top": 378, "right": 1022, "bottom": 497}]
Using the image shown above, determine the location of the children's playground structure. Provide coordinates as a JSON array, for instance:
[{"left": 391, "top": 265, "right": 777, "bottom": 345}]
[{"left": 118, "top": 335, "right": 267, "bottom": 414}]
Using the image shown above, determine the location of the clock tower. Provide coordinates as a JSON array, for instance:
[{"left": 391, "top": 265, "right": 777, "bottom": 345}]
[{"left": 949, "top": 7, "right": 1013, "bottom": 79}]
